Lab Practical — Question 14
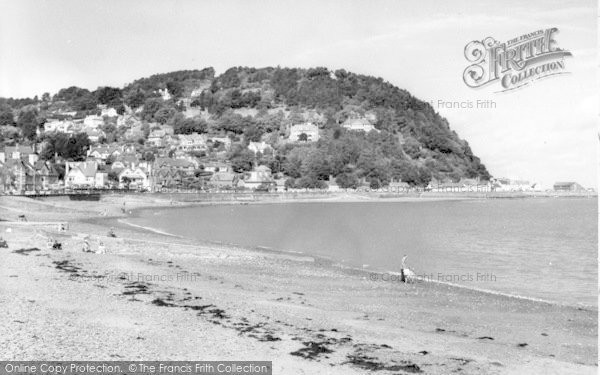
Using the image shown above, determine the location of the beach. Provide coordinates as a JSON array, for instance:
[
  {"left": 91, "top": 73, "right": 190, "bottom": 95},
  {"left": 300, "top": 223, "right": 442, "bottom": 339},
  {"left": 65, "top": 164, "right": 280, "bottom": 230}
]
[{"left": 0, "top": 195, "right": 596, "bottom": 374}]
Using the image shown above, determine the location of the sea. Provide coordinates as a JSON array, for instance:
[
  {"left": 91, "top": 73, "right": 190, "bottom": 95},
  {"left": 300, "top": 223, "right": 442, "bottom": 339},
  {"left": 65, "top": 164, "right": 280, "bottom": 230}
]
[{"left": 126, "top": 197, "right": 598, "bottom": 307}]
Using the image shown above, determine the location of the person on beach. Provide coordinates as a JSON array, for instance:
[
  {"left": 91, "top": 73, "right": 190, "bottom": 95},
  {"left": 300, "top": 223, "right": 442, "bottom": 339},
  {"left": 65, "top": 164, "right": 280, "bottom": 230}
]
[
  {"left": 401, "top": 255, "right": 415, "bottom": 283},
  {"left": 97, "top": 241, "right": 106, "bottom": 254},
  {"left": 82, "top": 239, "right": 91, "bottom": 253},
  {"left": 0, "top": 237, "right": 7, "bottom": 248},
  {"left": 108, "top": 227, "right": 116, "bottom": 237}
]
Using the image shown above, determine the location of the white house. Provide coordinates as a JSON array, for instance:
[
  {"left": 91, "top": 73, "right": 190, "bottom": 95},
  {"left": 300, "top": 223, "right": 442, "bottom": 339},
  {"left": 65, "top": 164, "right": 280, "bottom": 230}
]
[
  {"left": 342, "top": 118, "right": 378, "bottom": 133},
  {"left": 177, "top": 133, "right": 207, "bottom": 151},
  {"left": 248, "top": 141, "right": 272, "bottom": 155},
  {"left": 118, "top": 166, "right": 151, "bottom": 189},
  {"left": 64, "top": 161, "right": 107, "bottom": 188},
  {"left": 289, "top": 123, "right": 319, "bottom": 142},
  {"left": 83, "top": 115, "right": 104, "bottom": 129}
]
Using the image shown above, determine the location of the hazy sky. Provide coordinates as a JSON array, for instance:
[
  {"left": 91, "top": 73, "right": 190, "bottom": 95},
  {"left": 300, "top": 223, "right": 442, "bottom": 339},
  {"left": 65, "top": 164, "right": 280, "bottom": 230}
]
[{"left": 0, "top": 0, "right": 597, "bottom": 188}]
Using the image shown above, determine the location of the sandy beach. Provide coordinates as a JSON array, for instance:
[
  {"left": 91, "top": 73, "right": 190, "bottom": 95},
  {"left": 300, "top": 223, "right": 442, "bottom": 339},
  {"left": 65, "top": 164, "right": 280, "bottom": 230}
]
[{"left": 0, "top": 194, "right": 596, "bottom": 374}]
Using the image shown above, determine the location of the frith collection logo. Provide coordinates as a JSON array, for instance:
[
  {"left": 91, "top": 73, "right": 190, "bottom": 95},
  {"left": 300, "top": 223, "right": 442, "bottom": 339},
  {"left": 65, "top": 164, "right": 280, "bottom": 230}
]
[{"left": 463, "top": 28, "right": 572, "bottom": 92}]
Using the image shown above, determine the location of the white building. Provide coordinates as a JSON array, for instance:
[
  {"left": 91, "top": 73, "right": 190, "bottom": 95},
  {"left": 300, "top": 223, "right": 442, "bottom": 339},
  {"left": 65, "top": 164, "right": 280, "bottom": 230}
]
[
  {"left": 342, "top": 118, "right": 378, "bottom": 133},
  {"left": 64, "top": 161, "right": 107, "bottom": 188},
  {"left": 289, "top": 123, "right": 319, "bottom": 142},
  {"left": 83, "top": 115, "right": 104, "bottom": 129},
  {"left": 248, "top": 141, "right": 272, "bottom": 155}
]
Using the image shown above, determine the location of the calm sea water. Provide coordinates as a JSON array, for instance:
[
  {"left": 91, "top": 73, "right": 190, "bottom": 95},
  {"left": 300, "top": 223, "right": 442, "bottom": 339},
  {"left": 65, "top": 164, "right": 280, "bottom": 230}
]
[{"left": 129, "top": 198, "right": 598, "bottom": 307}]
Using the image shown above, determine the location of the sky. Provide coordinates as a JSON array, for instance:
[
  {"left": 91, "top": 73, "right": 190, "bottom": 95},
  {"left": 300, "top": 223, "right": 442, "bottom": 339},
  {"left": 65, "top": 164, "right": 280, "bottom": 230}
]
[{"left": 0, "top": 0, "right": 597, "bottom": 188}]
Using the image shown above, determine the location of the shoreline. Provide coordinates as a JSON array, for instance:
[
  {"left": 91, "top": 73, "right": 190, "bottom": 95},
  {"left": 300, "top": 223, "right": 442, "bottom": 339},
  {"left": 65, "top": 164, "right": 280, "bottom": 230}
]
[
  {"left": 118, "top": 216, "right": 596, "bottom": 311},
  {"left": 116, "top": 197, "right": 598, "bottom": 311},
  {"left": 0, "top": 195, "right": 597, "bottom": 374}
]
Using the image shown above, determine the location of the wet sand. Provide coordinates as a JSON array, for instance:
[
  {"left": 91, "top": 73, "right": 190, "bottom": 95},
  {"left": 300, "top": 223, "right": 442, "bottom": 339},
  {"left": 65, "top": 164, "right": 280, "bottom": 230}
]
[{"left": 0, "top": 195, "right": 596, "bottom": 374}]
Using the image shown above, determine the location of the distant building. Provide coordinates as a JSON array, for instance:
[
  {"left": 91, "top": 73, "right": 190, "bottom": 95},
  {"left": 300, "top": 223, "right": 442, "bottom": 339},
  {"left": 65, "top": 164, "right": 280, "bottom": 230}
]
[
  {"left": 209, "top": 171, "right": 237, "bottom": 188},
  {"left": 84, "top": 128, "right": 106, "bottom": 143},
  {"left": 208, "top": 137, "right": 232, "bottom": 151},
  {"left": 289, "top": 123, "right": 319, "bottom": 142},
  {"left": 83, "top": 115, "right": 104, "bottom": 129},
  {"left": 177, "top": 133, "right": 207, "bottom": 151},
  {"left": 342, "top": 118, "right": 377, "bottom": 133},
  {"left": 553, "top": 181, "right": 585, "bottom": 192},
  {"left": 0, "top": 145, "right": 38, "bottom": 165},
  {"left": 87, "top": 145, "right": 122, "bottom": 161},
  {"left": 240, "top": 165, "right": 273, "bottom": 190},
  {"left": 248, "top": 141, "right": 272, "bottom": 155},
  {"left": 119, "top": 166, "right": 151, "bottom": 189}
]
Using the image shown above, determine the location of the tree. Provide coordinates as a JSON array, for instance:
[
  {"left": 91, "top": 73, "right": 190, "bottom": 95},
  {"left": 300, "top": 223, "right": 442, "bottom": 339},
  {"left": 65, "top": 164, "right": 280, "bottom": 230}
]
[
  {"left": 228, "top": 145, "right": 255, "bottom": 172},
  {"left": 40, "top": 132, "right": 90, "bottom": 161},
  {"left": 0, "top": 106, "right": 15, "bottom": 126},
  {"left": 17, "top": 110, "right": 38, "bottom": 140}
]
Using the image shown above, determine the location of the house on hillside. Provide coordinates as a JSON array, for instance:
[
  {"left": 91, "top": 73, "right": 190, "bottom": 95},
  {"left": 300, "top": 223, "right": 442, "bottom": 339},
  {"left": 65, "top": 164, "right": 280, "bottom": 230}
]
[
  {"left": 248, "top": 141, "right": 272, "bottom": 155},
  {"left": 64, "top": 161, "right": 107, "bottom": 188},
  {"left": 289, "top": 123, "right": 319, "bottom": 142},
  {"left": 207, "top": 137, "right": 232, "bottom": 151},
  {"left": 177, "top": 133, "right": 207, "bottom": 151},
  {"left": 84, "top": 128, "right": 106, "bottom": 143},
  {"left": 87, "top": 145, "right": 122, "bottom": 161},
  {"left": 342, "top": 118, "right": 378, "bottom": 133},
  {"left": 83, "top": 115, "right": 104, "bottom": 129}
]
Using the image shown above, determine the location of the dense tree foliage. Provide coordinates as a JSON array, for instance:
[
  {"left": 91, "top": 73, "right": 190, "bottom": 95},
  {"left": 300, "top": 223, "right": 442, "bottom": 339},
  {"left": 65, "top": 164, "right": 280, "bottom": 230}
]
[{"left": 40, "top": 132, "right": 90, "bottom": 161}]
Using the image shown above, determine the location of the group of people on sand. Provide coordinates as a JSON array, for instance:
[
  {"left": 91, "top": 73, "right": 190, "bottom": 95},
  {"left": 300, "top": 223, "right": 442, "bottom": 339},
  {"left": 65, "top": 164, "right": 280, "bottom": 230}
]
[{"left": 82, "top": 227, "right": 116, "bottom": 254}]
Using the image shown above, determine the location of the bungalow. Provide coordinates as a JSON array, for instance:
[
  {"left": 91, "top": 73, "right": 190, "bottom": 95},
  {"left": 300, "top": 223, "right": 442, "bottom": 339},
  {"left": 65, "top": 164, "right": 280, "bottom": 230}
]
[
  {"left": 289, "top": 123, "right": 319, "bottom": 142},
  {"left": 240, "top": 165, "right": 273, "bottom": 190},
  {"left": 342, "top": 118, "right": 378, "bottom": 133},
  {"left": 64, "top": 161, "right": 107, "bottom": 188}
]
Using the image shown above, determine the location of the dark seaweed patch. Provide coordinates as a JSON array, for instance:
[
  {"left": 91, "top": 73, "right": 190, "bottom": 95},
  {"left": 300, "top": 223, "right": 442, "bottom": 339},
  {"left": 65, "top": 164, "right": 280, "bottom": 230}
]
[
  {"left": 290, "top": 341, "right": 334, "bottom": 360},
  {"left": 13, "top": 248, "right": 40, "bottom": 256}
]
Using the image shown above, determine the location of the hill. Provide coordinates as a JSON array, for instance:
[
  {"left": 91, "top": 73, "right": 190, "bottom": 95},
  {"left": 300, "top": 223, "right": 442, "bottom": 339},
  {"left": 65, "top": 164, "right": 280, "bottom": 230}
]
[{"left": 0, "top": 67, "right": 490, "bottom": 188}]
